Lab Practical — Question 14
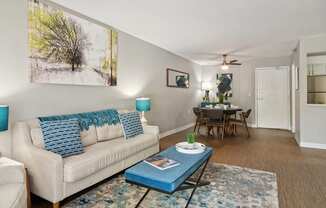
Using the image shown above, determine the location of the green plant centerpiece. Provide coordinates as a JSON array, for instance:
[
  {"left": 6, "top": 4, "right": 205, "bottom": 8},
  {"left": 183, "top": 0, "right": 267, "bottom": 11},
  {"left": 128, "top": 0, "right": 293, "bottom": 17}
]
[
  {"left": 186, "top": 132, "right": 196, "bottom": 144},
  {"left": 218, "top": 93, "right": 224, "bottom": 104}
]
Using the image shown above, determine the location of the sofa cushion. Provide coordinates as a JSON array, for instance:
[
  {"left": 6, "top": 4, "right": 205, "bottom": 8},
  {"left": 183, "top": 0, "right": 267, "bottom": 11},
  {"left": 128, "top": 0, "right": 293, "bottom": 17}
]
[
  {"left": 96, "top": 123, "right": 123, "bottom": 142},
  {"left": 119, "top": 112, "right": 144, "bottom": 139},
  {"left": 124, "top": 133, "right": 158, "bottom": 156},
  {"left": 40, "top": 119, "right": 84, "bottom": 157},
  {"left": 63, "top": 133, "right": 158, "bottom": 182}
]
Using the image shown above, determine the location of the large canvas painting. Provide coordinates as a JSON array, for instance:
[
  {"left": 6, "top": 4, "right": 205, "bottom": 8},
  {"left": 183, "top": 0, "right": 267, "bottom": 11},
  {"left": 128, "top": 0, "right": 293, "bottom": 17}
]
[{"left": 28, "top": 0, "right": 118, "bottom": 86}]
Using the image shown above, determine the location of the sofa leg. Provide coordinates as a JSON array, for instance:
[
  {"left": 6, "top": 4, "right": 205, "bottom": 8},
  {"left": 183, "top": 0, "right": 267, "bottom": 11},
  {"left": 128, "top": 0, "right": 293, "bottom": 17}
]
[{"left": 53, "top": 202, "right": 60, "bottom": 208}]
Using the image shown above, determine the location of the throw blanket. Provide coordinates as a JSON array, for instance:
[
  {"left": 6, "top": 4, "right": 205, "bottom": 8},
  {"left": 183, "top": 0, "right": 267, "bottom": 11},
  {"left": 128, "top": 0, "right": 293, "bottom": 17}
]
[{"left": 39, "top": 109, "right": 120, "bottom": 131}]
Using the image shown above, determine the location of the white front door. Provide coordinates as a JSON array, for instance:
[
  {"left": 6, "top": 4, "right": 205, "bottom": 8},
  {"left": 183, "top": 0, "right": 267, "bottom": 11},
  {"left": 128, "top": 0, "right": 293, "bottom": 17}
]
[{"left": 256, "top": 67, "right": 290, "bottom": 129}]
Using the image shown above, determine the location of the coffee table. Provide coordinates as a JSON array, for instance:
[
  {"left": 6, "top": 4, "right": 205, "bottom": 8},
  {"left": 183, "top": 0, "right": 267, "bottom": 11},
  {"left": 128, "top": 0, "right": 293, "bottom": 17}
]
[{"left": 124, "top": 146, "right": 213, "bottom": 208}]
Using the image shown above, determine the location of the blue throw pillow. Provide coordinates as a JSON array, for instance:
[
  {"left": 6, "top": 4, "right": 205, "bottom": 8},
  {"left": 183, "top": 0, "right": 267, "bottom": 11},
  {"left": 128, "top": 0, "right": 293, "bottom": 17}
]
[
  {"left": 40, "top": 118, "right": 84, "bottom": 157},
  {"left": 119, "top": 112, "right": 144, "bottom": 139}
]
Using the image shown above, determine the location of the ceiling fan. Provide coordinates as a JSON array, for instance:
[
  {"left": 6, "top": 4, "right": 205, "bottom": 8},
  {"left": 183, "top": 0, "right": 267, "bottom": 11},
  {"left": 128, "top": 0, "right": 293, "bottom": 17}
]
[{"left": 220, "top": 54, "right": 242, "bottom": 70}]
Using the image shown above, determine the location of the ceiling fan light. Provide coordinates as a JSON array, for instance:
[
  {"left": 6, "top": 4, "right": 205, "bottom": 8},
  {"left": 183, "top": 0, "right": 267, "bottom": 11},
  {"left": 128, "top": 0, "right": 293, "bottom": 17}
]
[{"left": 221, "top": 64, "right": 229, "bottom": 70}]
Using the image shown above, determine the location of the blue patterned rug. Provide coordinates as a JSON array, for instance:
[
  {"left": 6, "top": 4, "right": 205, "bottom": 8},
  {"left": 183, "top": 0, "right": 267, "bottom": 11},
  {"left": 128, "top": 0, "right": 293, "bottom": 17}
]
[{"left": 63, "top": 163, "right": 278, "bottom": 208}]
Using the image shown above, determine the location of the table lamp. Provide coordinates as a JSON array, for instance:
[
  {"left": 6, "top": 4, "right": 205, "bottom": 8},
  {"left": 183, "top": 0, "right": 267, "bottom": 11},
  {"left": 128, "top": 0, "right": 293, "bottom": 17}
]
[
  {"left": 136, "top": 98, "right": 151, "bottom": 125},
  {"left": 201, "top": 81, "right": 214, "bottom": 101},
  {"left": 0, "top": 105, "right": 9, "bottom": 132}
]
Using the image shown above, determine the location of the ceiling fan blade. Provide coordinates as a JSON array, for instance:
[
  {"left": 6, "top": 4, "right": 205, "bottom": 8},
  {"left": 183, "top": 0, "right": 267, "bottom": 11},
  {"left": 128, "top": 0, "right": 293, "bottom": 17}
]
[
  {"left": 206, "top": 56, "right": 224, "bottom": 60},
  {"left": 185, "top": 52, "right": 221, "bottom": 57},
  {"left": 229, "top": 63, "right": 242, "bottom": 65},
  {"left": 229, "top": 60, "right": 238, "bottom": 63},
  {"left": 203, "top": 63, "right": 223, "bottom": 66}
]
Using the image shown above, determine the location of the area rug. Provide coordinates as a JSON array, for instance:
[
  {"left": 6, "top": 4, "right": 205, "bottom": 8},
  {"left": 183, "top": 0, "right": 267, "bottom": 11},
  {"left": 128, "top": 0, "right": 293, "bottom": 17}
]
[{"left": 63, "top": 163, "right": 278, "bottom": 208}]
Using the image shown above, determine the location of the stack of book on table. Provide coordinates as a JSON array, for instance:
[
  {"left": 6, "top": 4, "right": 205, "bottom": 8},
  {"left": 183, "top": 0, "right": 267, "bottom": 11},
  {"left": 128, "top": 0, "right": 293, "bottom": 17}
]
[{"left": 144, "top": 155, "right": 180, "bottom": 170}]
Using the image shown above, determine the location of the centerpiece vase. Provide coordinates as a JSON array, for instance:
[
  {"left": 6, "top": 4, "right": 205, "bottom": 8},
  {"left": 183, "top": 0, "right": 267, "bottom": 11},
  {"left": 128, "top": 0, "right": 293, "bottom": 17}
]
[
  {"left": 186, "top": 132, "right": 196, "bottom": 144},
  {"left": 218, "top": 93, "right": 224, "bottom": 104}
]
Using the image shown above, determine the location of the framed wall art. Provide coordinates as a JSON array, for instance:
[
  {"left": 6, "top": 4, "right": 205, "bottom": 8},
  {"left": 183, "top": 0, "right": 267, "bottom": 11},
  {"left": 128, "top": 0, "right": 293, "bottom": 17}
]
[{"left": 28, "top": 0, "right": 118, "bottom": 86}]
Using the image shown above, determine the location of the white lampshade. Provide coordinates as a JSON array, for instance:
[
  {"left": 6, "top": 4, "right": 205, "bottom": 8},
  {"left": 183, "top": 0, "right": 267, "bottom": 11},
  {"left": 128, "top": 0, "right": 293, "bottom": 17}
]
[{"left": 201, "top": 81, "right": 214, "bottom": 91}]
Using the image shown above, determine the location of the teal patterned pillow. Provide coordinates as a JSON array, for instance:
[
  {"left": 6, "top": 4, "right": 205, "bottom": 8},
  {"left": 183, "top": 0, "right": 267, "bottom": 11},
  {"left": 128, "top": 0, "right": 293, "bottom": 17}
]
[
  {"left": 40, "top": 118, "right": 84, "bottom": 157},
  {"left": 119, "top": 112, "right": 144, "bottom": 139}
]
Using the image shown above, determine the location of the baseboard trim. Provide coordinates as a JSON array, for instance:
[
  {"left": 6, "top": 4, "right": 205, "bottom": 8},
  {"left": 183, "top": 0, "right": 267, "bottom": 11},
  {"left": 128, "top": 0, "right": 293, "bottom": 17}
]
[
  {"left": 300, "top": 142, "right": 326, "bottom": 150},
  {"left": 247, "top": 123, "right": 257, "bottom": 128},
  {"left": 159, "top": 123, "right": 195, "bottom": 139},
  {"left": 159, "top": 122, "right": 256, "bottom": 139}
]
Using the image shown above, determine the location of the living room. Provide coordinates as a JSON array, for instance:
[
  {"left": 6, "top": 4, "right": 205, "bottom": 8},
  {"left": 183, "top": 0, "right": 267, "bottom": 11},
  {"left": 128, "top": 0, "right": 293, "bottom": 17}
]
[{"left": 1, "top": 0, "right": 326, "bottom": 208}]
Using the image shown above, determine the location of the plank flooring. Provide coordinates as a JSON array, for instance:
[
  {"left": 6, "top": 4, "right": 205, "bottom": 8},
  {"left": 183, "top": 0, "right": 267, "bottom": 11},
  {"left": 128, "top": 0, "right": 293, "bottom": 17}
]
[
  {"left": 32, "top": 127, "right": 326, "bottom": 208},
  {"left": 161, "top": 127, "right": 326, "bottom": 208}
]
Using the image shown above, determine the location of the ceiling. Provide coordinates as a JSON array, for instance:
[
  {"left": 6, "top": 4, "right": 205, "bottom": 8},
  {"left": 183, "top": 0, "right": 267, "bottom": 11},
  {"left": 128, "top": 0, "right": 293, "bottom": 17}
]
[{"left": 52, "top": 0, "right": 326, "bottom": 65}]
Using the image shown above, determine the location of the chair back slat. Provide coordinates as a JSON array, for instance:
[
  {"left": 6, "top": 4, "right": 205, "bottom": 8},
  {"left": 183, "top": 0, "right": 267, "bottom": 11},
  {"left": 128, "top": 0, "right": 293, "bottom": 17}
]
[
  {"left": 193, "top": 107, "right": 200, "bottom": 116},
  {"left": 243, "top": 109, "right": 252, "bottom": 119},
  {"left": 203, "top": 109, "right": 224, "bottom": 120}
]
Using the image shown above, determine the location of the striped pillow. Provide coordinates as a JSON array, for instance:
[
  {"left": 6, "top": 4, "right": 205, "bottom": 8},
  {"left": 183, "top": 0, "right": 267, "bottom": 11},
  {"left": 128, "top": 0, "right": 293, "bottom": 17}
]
[
  {"left": 40, "top": 119, "right": 84, "bottom": 157},
  {"left": 119, "top": 112, "right": 144, "bottom": 139}
]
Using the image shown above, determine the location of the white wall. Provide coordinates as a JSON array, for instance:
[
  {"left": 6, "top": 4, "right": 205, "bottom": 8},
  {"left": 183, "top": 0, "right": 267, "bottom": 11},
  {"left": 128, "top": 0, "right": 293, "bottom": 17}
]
[
  {"left": 296, "top": 34, "right": 326, "bottom": 147},
  {"left": 201, "top": 56, "right": 291, "bottom": 125},
  {"left": 0, "top": 0, "right": 202, "bottom": 157}
]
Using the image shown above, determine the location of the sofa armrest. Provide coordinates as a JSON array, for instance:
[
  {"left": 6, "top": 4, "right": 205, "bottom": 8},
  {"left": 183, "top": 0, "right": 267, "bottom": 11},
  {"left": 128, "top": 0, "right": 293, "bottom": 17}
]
[
  {"left": 12, "top": 122, "right": 63, "bottom": 203},
  {"left": 0, "top": 158, "right": 25, "bottom": 185},
  {"left": 143, "top": 125, "right": 160, "bottom": 140},
  {"left": 0, "top": 158, "right": 27, "bottom": 208}
]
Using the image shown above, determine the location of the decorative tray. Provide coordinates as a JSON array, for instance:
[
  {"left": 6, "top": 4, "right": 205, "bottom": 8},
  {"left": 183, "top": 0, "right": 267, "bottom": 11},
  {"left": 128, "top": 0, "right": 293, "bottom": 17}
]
[{"left": 175, "top": 142, "right": 206, "bottom": 154}]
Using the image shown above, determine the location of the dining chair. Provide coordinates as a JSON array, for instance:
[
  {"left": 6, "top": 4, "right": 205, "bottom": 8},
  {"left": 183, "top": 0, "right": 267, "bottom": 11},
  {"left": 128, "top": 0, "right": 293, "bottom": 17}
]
[
  {"left": 204, "top": 109, "right": 226, "bottom": 140},
  {"left": 193, "top": 107, "right": 208, "bottom": 134},
  {"left": 223, "top": 110, "right": 237, "bottom": 135},
  {"left": 229, "top": 109, "right": 252, "bottom": 137}
]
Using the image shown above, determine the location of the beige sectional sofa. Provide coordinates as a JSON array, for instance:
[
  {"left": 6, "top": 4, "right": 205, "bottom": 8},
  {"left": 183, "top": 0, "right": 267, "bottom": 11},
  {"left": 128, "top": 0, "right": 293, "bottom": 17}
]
[{"left": 12, "top": 118, "right": 160, "bottom": 207}]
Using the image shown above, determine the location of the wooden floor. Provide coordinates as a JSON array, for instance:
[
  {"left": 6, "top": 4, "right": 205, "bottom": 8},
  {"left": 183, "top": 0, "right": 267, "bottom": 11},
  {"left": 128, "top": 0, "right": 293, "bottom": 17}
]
[{"left": 32, "top": 127, "right": 326, "bottom": 208}]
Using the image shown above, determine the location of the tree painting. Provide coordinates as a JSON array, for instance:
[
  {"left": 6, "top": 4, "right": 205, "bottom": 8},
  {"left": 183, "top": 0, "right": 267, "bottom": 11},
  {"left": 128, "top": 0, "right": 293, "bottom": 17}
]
[{"left": 29, "top": 0, "right": 118, "bottom": 86}]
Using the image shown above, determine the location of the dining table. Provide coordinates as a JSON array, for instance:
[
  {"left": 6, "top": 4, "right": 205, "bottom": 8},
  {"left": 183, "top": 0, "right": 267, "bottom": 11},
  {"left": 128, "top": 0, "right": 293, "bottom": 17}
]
[
  {"left": 200, "top": 105, "right": 242, "bottom": 115},
  {"left": 199, "top": 105, "right": 243, "bottom": 136}
]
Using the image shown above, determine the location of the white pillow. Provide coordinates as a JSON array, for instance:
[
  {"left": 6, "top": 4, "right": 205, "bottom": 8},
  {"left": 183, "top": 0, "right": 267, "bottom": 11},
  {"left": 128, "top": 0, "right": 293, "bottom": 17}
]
[
  {"left": 80, "top": 125, "right": 97, "bottom": 146},
  {"left": 96, "top": 124, "right": 123, "bottom": 142},
  {"left": 30, "top": 128, "right": 45, "bottom": 149}
]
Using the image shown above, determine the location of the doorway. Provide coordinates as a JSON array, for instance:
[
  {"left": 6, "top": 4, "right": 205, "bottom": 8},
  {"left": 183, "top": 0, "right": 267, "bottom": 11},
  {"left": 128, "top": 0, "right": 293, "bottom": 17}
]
[{"left": 255, "top": 66, "right": 290, "bottom": 130}]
